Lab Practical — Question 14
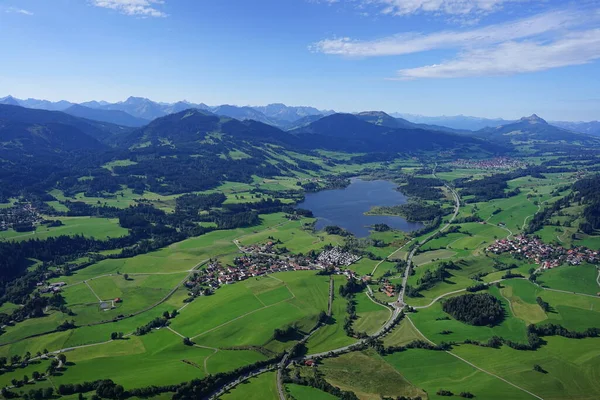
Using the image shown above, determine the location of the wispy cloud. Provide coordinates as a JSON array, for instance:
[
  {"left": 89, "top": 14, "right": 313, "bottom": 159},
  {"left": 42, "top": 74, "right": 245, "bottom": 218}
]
[
  {"left": 369, "top": 0, "right": 526, "bottom": 16},
  {"left": 312, "top": 0, "right": 529, "bottom": 20},
  {"left": 312, "top": 10, "right": 584, "bottom": 56},
  {"left": 395, "top": 29, "right": 600, "bottom": 79},
  {"left": 312, "top": 7, "right": 600, "bottom": 79},
  {"left": 91, "top": 0, "right": 167, "bottom": 18},
  {"left": 5, "top": 7, "right": 33, "bottom": 16}
]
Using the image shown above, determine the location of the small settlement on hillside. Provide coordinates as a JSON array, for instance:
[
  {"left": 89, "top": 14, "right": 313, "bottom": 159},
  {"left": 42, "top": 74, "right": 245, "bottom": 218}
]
[
  {"left": 185, "top": 246, "right": 361, "bottom": 295},
  {"left": 487, "top": 235, "right": 599, "bottom": 269}
]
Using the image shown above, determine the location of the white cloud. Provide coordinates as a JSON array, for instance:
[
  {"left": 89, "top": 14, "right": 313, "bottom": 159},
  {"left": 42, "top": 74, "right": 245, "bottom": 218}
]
[
  {"left": 395, "top": 29, "right": 600, "bottom": 78},
  {"left": 312, "top": 9, "right": 585, "bottom": 56},
  {"left": 371, "top": 0, "right": 525, "bottom": 16},
  {"left": 6, "top": 7, "right": 33, "bottom": 15},
  {"left": 91, "top": 0, "right": 167, "bottom": 18}
]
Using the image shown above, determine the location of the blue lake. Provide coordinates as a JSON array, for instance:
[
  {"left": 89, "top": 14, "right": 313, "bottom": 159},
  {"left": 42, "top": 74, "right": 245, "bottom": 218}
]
[{"left": 297, "top": 178, "right": 424, "bottom": 238}]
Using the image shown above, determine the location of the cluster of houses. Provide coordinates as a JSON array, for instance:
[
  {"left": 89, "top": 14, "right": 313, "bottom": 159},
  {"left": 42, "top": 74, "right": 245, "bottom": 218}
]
[
  {"left": 37, "top": 281, "right": 66, "bottom": 294},
  {"left": 317, "top": 247, "right": 360, "bottom": 267},
  {"left": 451, "top": 157, "right": 526, "bottom": 171},
  {"left": 239, "top": 240, "right": 285, "bottom": 255},
  {"left": 0, "top": 203, "right": 43, "bottom": 232},
  {"left": 487, "top": 235, "right": 599, "bottom": 269},
  {"left": 380, "top": 281, "right": 396, "bottom": 297},
  {"left": 184, "top": 247, "right": 361, "bottom": 294}
]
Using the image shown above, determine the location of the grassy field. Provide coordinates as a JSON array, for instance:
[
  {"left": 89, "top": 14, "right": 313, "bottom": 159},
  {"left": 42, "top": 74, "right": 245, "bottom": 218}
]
[
  {"left": 353, "top": 292, "right": 391, "bottom": 335},
  {"left": 451, "top": 337, "right": 600, "bottom": 400},
  {"left": 0, "top": 217, "right": 128, "bottom": 241},
  {"left": 502, "top": 279, "right": 600, "bottom": 331},
  {"left": 538, "top": 263, "right": 600, "bottom": 295},
  {"left": 220, "top": 371, "right": 278, "bottom": 400},
  {"left": 285, "top": 384, "right": 337, "bottom": 400},
  {"left": 409, "top": 285, "right": 529, "bottom": 345},
  {"left": 319, "top": 350, "right": 426, "bottom": 400},
  {"left": 385, "top": 348, "right": 534, "bottom": 400},
  {"left": 172, "top": 271, "right": 329, "bottom": 352},
  {"left": 405, "top": 256, "right": 498, "bottom": 307},
  {"left": 383, "top": 318, "right": 425, "bottom": 347},
  {"left": 305, "top": 276, "right": 355, "bottom": 354}
]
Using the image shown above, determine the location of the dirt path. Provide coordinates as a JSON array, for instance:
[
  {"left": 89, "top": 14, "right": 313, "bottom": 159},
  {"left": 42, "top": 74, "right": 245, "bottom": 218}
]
[{"left": 84, "top": 281, "right": 103, "bottom": 302}]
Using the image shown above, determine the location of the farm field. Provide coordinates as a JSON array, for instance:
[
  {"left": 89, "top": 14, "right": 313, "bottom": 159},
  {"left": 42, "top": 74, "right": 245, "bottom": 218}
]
[
  {"left": 385, "top": 349, "right": 534, "bottom": 400},
  {"left": 319, "top": 350, "right": 426, "bottom": 400},
  {"left": 0, "top": 217, "right": 128, "bottom": 241},
  {"left": 2, "top": 156, "right": 600, "bottom": 400},
  {"left": 409, "top": 285, "right": 529, "bottom": 344},
  {"left": 353, "top": 292, "right": 391, "bottom": 335},
  {"left": 305, "top": 275, "right": 355, "bottom": 354},
  {"left": 538, "top": 263, "right": 600, "bottom": 295},
  {"left": 220, "top": 371, "right": 278, "bottom": 400},
  {"left": 284, "top": 384, "right": 337, "bottom": 400},
  {"left": 451, "top": 337, "right": 600, "bottom": 400}
]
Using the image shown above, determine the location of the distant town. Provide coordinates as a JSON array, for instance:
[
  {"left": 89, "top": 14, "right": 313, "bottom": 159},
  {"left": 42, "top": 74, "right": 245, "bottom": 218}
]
[{"left": 487, "top": 235, "right": 599, "bottom": 269}]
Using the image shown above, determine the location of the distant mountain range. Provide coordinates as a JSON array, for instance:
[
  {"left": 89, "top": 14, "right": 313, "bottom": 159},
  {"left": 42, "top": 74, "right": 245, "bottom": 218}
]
[
  {"left": 0, "top": 96, "right": 333, "bottom": 129},
  {"left": 1, "top": 102, "right": 599, "bottom": 201},
  {"left": 1, "top": 95, "right": 598, "bottom": 136},
  {"left": 473, "top": 114, "right": 600, "bottom": 145}
]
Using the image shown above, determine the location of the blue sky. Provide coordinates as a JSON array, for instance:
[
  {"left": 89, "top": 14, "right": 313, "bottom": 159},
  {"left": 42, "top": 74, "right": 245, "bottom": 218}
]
[{"left": 0, "top": 0, "right": 599, "bottom": 120}]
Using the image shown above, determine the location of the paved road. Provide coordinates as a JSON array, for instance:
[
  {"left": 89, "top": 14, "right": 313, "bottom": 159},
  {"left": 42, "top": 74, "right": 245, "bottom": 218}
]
[{"left": 395, "top": 167, "right": 461, "bottom": 309}]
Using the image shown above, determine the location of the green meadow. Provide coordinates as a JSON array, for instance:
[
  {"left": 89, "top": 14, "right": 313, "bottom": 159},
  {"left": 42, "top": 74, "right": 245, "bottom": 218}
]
[
  {"left": 220, "top": 371, "right": 278, "bottom": 400},
  {"left": 538, "top": 263, "right": 600, "bottom": 295},
  {"left": 319, "top": 350, "right": 426, "bottom": 400},
  {"left": 0, "top": 217, "right": 127, "bottom": 241},
  {"left": 451, "top": 337, "right": 600, "bottom": 400},
  {"left": 386, "top": 349, "right": 534, "bottom": 400}
]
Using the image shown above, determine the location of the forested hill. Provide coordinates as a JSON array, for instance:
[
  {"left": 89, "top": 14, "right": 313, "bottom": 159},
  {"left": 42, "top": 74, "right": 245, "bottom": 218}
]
[
  {"left": 290, "top": 113, "right": 502, "bottom": 153},
  {"left": 0, "top": 104, "right": 133, "bottom": 142},
  {"left": 475, "top": 114, "right": 600, "bottom": 144},
  {"left": 119, "top": 109, "right": 297, "bottom": 149},
  {"left": 355, "top": 111, "right": 469, "bottom": 134},
  {"left": 64, "top": 104, "right": 149, "bottom": 127}
]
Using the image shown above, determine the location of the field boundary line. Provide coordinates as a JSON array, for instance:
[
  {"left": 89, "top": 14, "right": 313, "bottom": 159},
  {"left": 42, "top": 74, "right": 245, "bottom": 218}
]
[
  {"left": 190, "top": 297, "right": 291, "bottom": 340},
  {"left": 405, "top": 316, "right": 544, "bottom": 400},
  {"left": 85, "top": 281, "right": 103, "bottom": 302}
]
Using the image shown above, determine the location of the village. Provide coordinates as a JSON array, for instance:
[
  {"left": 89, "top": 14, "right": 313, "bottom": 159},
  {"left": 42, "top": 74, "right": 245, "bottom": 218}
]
[
  {"left": 487, "top": 235, "right": 600, "bottom": 269},
  {"left": 185, "top": 245, "right": 361, "bottom": 295},
  {"left": 0, "top": 202, "right": 44, "bottom": 232},
  {"left": 451, "top": 157, "right": 527, "bottom": 171}
]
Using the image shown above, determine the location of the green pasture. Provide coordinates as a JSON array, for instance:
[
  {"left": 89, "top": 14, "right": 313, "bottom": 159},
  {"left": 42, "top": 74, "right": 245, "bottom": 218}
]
[
  {"left": 0, "top": 217, "right": 127, "bottom": 241},
  {"left": 452, "top": 336, "right": 600, "bottom": 400},
  {"left": 320, "top": 350, "right": 426, "bottom": 400},
  {"left": 220, "top": 371, "right": 278, "bottom": 400},
  {"left": 382, "top": 318, "right": 425, "bottom": 347},
  {"left": 353, "top": 292, "right": 391, "bottom": 335},
  {"left": 305, "top": 276, "right": 355, "bottom": 354},
  {"left": 285, "top": 384, "right": 337, "bottom": 400},
  {"left": 409, "top": 286, "right": 529, "bottom": 344},
  {"left": 502, "top": 279, "right": 600, "bottom": 331},
  {"left": 538, "top": 263, "right": 600, "bottom": 295},
  {"left": 385, "top": 348, "right": 534, "bottom": 400}
]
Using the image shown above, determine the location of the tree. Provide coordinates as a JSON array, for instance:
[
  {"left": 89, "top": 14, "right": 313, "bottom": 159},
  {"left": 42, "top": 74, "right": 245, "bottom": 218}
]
[
  {"left": 32, "top": 371, "right": 40, "bottom": 381},
  {"left": 183, "top": 337, "right": 194, "bottom": 346},
  {"left": 123, "top": 273, "right": 129, "bottom": 280},
  {"left": 110, "top": 332, "right": 118, "bottom": 340},
  {"left": 57, "top": 353, "right": 67, "bottom": 364},
  {"left": 43, "top": 388, "right": 54, "bottom": 398}
]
